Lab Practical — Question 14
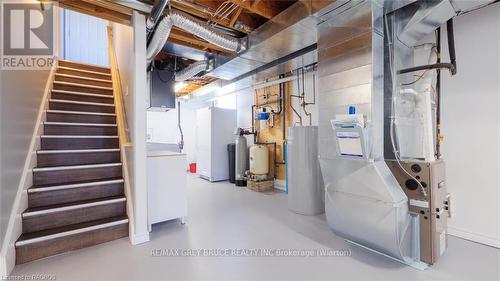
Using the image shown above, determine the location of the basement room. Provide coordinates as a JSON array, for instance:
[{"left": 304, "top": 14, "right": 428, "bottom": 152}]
[{"left": 0, "top": 0, "right": 499, "bottom": 280}]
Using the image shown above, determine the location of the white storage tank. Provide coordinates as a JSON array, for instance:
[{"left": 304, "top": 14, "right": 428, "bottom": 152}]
[{"left": 249, "top": 145, "right": 269, "bottom": 176}]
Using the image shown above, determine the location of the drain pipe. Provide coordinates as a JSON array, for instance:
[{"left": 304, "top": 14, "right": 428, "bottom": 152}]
[
  {"left": 147, "top": 11, "right": 245, "bottom": 63},
  {"left": 146, "top": 0, "right": 169, "bottom": 42}
]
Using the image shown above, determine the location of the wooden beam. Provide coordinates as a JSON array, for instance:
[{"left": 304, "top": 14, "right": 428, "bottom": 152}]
[
  {"left": 251, "top": 0, "right": 262, "bottom": 8},
  {"left": 229, "top": 6, "right": 243, "bottom": 27},
  {"left": 79, "top": 0, "right": 133, "bottom": 16},
  {"left": 57, "top": 1, "right": 131, "bottom": 25},
  {"left": 228, "top": 0, "right": 279, "bottom": 19}
]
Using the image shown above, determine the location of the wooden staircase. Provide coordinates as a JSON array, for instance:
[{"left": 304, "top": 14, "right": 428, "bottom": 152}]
[{"left": 15, "top": 60, "right": 129, "bottom": 264}]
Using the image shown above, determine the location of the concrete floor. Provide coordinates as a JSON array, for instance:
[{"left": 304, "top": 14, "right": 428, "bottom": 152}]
[{"left": 12, "top": 174, "right": 500, "bottom": 281}]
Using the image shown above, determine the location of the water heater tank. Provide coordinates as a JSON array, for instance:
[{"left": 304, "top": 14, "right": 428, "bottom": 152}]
[
  {"left": 249, "top": 145, "right": 269, "bottom": 175},
  {"left": 287, "top": 126, "right": 324, "bottom": 215}
]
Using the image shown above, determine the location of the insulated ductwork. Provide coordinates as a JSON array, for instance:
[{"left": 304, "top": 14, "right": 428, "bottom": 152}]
[
  {"left": 175, "top": 60, "right": 212, "bottom": 81},
  {"left": 146, "top": 0, "right": 169, "bottom": 41},
  {"left": 147, "top": 12, "right": 244, "bottom": 63}
]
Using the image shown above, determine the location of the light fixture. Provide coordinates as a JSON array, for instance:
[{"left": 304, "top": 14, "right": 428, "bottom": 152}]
[{"left": 174, "top": 81, "right": 187, "bottom": 92}]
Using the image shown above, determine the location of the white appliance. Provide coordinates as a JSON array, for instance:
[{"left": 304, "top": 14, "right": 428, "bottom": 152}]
[
  {"left": 147, "top": 148, "right": 187, "bottom": 227},
  {"left": 196, "top": 107, "right": 236, "bottom": 182}
]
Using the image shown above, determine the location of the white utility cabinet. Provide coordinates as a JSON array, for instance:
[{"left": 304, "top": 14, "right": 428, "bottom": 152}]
[
  {"left": 147, "top": 148, "right": 187, "bottom": 228},
  {"left": 196, "top": 107, "right": 236, "bottom": 182}
]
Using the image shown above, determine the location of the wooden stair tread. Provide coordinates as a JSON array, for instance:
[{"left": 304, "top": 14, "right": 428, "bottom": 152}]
[
  {"left": 57, "top": 66, "right": 111, "bottom": 76},
  {"left": 58, "top": 60, "right": 111, "bottom": 73},
  {"left": 33, "top": 162, "right": 122, "bottom": 171},
  {"left": 29, "top": 177, "right": 124, "bottom": 191},
  {"left": 23, "top": 195, "right": 126, "bottom": 214},
  {"left": 55, "top": 73, "right": 112, "bottom": 82},
  {"left": 16, "top": 215, "right": 127, "bottom": 243},
  {"left": 16, "top": 59, "right": 127, "bottom": 264}
]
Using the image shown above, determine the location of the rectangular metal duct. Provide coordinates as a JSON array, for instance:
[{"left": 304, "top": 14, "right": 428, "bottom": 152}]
[
  {"left": 208, "top": 0, "right": 336, "bottom": 80},
  {"left": 317, "top": 0, "right": 420, "bottom": 265}
]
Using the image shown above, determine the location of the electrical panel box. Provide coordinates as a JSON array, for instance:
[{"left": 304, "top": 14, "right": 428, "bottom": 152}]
[
  {"left": 150, "top": 68, "right": 175, "bottom": 110},
  {"left": 387, "top": 159, "right": 449, "bottom": 265}
]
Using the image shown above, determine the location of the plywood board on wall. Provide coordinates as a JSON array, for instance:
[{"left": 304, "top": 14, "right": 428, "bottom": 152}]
[{"left": 253, "top": 80, "right": 294, "bottom": 180}]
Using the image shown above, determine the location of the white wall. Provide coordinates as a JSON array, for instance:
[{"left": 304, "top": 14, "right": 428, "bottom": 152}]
[
  {"left": 439, "top": 4, "right": 500, "bottom": 247},
  {"left": 0, "top": 3, "right": 57, "bottom": 275},
  {"left": 147, "top": 105, "right": 197, "bottom": 163},
  {"left": 112, "top": 11, "right": 149, "bottom": 244},
  {"left": 235, "top": 88, "right": 256, "bottom": 145},
  {"left": 61, "top": 9, "right": 109, "bottom": 66}
]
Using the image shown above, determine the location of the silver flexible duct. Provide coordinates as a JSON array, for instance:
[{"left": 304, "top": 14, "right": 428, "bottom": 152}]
[
  {"left": 175, "top": 61, "right": 210, "bottom": 81},
  {"left": 146, "top": 0, "right": 169, "bottom": 40},
  {"left": 146, "top": 16, "right": 174, "bottom": 62},
  {"left": 147, "top": 12, "right": 243, "bottom": 63}
]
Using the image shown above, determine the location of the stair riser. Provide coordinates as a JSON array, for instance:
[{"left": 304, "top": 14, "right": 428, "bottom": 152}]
[
  {"left": 23, "top": 201, "right": 126, "bottom": 233},
  {"left": 41, "top": 138, "right": 119, "bottom": 150},
  {"left": 55, "top": 76, "right": 112, "bottom": 88},
  {"left": 49, "top": 101, "right": 115, "bottom": 114},
  {"left": 16, "top": 223, "right": 128, "bottom": 264},
  {"left": 37, "top": 151, "right": 121, "bottom": 167},
  {"left": 47, "top": 112, "right": 116, "bottom": 124},
  {"left": 59, "top": 61, "right": 110, "bottom": 74},
  {"left": 44, "top": 124, "right": 117, "bottom": 136},
  {"left": 28, "top": 182, "right": 124, "bottom": 208},
  {"left": 57, "top": 68, "right": 111, "bottom": 80},
  {"left": 51, "top": 92, "right": 114, "bottom": 104},
  {"left": 33, "top": 165, "right": 122, "bottom": 186},
  {"left": 53, "top": 83, "right": 113, "bottom": 95}
]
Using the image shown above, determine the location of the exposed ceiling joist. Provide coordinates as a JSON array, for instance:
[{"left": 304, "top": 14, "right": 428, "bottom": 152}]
[
  {"left": 57, "top": 1, "right": 131, "bottom": 25},
  {"left": 229, "top": 6, "right": 243, "bottom": 26},
  {"left": 228, "top": 0, "right": 280, "bottom": 19},
  {"left": 79, "top": 0, "right": 133, "bottom": 16},
  {"left": 170, "top": 2, "right": 249, "bottom": 34}
]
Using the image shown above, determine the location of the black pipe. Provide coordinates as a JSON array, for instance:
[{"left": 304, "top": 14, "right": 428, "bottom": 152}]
[
  {"left": 398, "top": 19, "right": 457, "bottom": 76},
  {"left": 398, "top": 62, "right": 455, "bottom": 75},
  {"left": 146, "top": 0, "right": 169, "bottom": 43},
  {"left": 446, "top": 18, "right": 457, "bottom": 75},
  {"left": 436, "top": 28, "right": 442, "bottom": 159}
]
